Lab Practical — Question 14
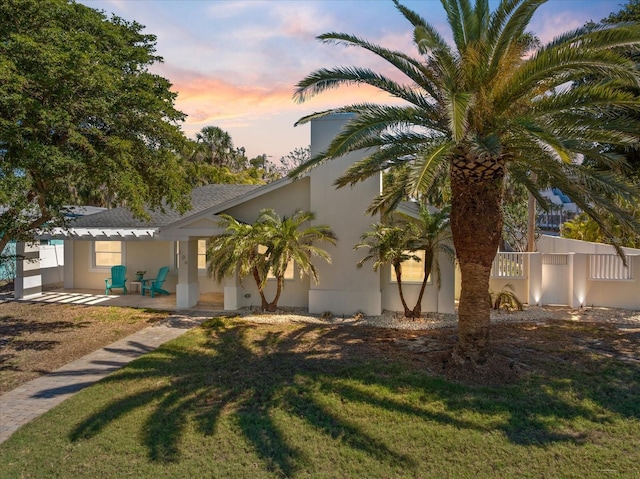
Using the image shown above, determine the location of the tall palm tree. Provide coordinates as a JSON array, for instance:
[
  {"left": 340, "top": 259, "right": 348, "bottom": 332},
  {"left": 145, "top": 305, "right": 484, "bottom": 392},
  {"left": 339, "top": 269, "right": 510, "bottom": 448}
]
[
  {"left": 207, "top": 209, "right": 336, "bottom": 312},
  {"left": 193, "top": 126, "right": 236, "bottom": 168},
  {"left": 292, "top": 0, "right": 640, "bottom": 366}
]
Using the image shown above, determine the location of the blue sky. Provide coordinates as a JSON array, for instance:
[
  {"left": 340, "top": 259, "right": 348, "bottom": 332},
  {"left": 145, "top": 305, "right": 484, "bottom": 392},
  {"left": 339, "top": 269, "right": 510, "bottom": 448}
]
[{"left": 78, "top": 0, "right": 622, "bottom": 162}]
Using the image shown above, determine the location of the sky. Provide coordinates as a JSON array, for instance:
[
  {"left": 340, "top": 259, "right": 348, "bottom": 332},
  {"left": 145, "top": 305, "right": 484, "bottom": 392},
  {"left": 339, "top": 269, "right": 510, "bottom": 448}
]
[{"left": 78, "top": 0, "right": 623, "bottom": 162}]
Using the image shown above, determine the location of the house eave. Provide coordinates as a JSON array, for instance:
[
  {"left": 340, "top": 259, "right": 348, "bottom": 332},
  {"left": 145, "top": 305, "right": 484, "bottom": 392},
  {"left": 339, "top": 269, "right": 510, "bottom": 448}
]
[{"left": 40, "top": 227, "right": 159, "bottom": 241}]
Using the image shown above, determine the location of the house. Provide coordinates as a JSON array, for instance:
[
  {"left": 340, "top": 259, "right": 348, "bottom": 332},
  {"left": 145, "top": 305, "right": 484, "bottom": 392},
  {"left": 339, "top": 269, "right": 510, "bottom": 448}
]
[{"left": 19, "top": 114, "right": 455, "bottom": 316}]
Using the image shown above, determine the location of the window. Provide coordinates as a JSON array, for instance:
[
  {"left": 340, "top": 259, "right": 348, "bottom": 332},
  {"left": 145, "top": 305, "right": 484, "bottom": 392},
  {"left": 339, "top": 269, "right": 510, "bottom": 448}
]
[
  {"left": 390, "top": 250, "right": 431, "bottom": 283},
  {"left": 258, "top": 245, "right": 295, "bottom": 280},
  {"left": 175, "top": 240, "right": 207, "bottom": 271},
  {"left": 93, "top": 241, "right": 123, "bottom": 268},
  {"left": 198, "top": 240, "right": 207, "bottom": 269}
]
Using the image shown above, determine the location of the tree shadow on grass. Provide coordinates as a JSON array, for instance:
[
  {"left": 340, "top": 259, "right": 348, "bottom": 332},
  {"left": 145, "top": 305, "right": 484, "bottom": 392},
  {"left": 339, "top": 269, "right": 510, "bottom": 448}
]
[{"left": 69, "top": 317, "right": 640, "bottom": 474}]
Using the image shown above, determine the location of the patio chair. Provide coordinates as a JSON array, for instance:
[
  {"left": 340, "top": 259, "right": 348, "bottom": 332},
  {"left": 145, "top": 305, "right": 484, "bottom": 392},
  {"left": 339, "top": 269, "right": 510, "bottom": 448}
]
[
  {"left": 141, "top": 266, "right": 170, "bottom": 298},
  {"left": 105, "top": 265, "right": 128, "bottom": 295}
]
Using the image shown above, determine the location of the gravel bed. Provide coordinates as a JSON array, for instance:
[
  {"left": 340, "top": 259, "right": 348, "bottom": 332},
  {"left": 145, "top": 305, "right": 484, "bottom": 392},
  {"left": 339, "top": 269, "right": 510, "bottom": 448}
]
[{"left": 232, "top": 305, "right": 640, "bottom": 330}]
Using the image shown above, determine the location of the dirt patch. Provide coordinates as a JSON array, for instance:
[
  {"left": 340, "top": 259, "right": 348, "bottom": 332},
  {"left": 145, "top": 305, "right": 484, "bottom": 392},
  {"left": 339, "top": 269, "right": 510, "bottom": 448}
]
[
  {"left": 1, "top": 301, "right": 639, "bottom": 393},
  {"left": 0, "top": 301, "right": 168, "bottom": 395},
  {"left": 238, "top": 305, "right": 640, "bottom": 387},
  {"left": 387, "top": 312, "right": 640, "bottom": 386}
]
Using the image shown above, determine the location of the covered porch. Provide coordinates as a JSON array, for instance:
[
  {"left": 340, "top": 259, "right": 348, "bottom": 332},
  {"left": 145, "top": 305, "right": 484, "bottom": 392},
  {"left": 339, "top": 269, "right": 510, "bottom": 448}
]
[{"left": 15, "top": 287, "right": 225, "bottom": 313}]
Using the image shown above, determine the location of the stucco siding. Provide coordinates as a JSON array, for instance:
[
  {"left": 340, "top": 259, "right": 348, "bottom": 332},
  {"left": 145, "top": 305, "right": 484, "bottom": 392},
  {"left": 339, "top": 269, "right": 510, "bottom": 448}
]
[
  {"left": 223, "top": 177, "right": 310, "bottom": 223},
  {"left": 308, "top": 114, "right": 383, "bottom": 315}
]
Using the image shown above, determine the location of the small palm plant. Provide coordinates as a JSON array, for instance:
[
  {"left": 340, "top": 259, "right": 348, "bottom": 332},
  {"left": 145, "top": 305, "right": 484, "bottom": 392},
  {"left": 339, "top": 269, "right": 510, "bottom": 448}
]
[
  {"left": 490, "top": 284, "right": 524, "bottom": 312},
  {"left": 356, "top": 204, "right": 454, "bottom": 318},
  {"left": 207, "top": 209, "right": 336, "bottom": 312},
  {"left": 355, "top": 223, "right": 420, "bottom": 318}
]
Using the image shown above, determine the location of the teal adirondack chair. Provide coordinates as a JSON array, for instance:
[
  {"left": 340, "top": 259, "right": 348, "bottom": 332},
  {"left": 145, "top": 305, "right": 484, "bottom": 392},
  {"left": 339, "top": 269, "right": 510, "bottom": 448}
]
[
  {"left": 141, "top": 266, "right": 170, "bottom": 298},
  {"left": 105, "top": 265, "right": 127, "bottom": 295}
]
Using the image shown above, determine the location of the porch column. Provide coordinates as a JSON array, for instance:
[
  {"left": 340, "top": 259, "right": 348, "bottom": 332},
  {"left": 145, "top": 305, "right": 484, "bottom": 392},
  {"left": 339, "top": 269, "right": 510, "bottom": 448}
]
[
  {"left": 15, "top": 241, "right": 41, "bottom": 299},
  {"left": 223, "top": 271, "right": 241, "bottom": 311},
  {"left": 63, "top": 240, "right": 75, "bottom": 289},
  {"left": 176, "top": 239, "right": 200, "bottom": 308}
]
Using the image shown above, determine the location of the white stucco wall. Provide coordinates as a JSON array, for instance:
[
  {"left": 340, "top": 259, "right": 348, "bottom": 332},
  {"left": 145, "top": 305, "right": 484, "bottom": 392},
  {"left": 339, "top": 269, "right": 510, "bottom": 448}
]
[
  {"left": 537, "top": 235, "right": 640, "bottom": 255},
  {"left": 224, "top": 177, "right": 310, "bottom": 224},
  {"left": 308, "top": 114, "right": 383, "bottom": 316}
]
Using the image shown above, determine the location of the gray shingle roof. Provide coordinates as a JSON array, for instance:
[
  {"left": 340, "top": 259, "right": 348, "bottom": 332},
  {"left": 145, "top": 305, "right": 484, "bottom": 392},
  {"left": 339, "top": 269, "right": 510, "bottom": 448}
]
[{"left": 68, "top": 184, "right": 261, "bottom": 229}]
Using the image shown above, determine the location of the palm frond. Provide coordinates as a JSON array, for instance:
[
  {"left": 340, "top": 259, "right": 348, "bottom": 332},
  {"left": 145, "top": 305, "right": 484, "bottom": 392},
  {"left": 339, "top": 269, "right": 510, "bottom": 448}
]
[
  {"left": 407, "top": 140, "right": 454, "bottom": 197},
  {"left": 495, "top": 28, "right": 640, "bottom": 111},
  {"left": 293, "top": 66, "right": 430, "bottom": 107},
  {"left": 445, "top": 91, "right": 472, "bottom": 141},
  {"left": 317, "top": 31, "right": 443, "bottom": 99},
  {"left": 486, "top": 0, "right": 547, "bottom": 80}
]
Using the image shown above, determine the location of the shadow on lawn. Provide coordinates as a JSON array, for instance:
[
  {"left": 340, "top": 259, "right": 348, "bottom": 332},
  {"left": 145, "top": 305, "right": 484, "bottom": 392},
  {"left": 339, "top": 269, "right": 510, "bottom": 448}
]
[
  {"left": 68, "top": 317, "right": 640, "bottom": 475},
  {"left": 0, "top": 314, "right": 85, "bottom": 370}
]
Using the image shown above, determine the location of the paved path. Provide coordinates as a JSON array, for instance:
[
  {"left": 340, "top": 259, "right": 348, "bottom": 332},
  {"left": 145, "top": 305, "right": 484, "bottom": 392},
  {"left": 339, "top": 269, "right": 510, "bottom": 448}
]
[{"left": 0, "top": 314, "right": 208, "bottom": 445}]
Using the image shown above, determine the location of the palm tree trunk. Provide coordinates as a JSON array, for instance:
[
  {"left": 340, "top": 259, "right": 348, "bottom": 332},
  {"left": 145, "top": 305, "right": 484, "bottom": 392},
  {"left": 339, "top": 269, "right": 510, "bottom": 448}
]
[
  {"left": 449, "top": 154, "right": 505, "bottom": 365},
  {"left": 411, "top": 251, "right": 433, "bottom": 318},
  {"left": 252, "top": 266, "right": 269, "bottom": 311},
  {"left": 266, "top": 275, "right": 284, "bottom": 312},
  {"left": 394, "top": 263, "right": 413, "bottom": 318}
]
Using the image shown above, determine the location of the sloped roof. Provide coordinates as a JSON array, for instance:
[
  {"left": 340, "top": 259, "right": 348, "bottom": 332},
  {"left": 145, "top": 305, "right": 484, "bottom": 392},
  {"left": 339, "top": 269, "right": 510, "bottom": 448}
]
[{"left": 68, "top": 184, "right": 261, "bottom": 229}]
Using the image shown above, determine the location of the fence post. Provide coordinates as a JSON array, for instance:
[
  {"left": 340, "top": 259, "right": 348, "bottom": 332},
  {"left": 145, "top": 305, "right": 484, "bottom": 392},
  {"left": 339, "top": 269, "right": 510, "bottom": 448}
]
[
  {"left": 527, "top": 252, "right": 542, "bottom": 305},
  {"left": 568, "top": 253, "right": 588, "bottom": 307}
]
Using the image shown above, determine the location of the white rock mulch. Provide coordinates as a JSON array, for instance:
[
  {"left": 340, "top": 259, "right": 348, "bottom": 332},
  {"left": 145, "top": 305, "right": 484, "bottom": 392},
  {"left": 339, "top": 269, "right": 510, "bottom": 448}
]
[{"left": 232, "top": 305, "right": 640, "bottom": 331}]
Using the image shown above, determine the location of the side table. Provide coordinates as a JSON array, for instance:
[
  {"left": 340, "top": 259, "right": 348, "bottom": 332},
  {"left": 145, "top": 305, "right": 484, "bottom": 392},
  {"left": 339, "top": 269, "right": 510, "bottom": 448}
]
[{"left": 130, "top": 281, "right": 142, "bottom": 294}]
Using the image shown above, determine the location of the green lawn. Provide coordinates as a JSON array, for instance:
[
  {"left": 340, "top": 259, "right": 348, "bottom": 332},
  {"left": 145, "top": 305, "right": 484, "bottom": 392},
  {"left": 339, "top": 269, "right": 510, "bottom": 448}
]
[{"left": 1, "top": 316, "right": 638, "bottom": 478}]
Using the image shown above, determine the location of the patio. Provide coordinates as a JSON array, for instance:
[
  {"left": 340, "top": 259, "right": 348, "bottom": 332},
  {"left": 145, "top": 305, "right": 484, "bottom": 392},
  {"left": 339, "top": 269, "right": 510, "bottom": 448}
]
[{"left": 16, "top": 288, "right": 225, "bottom": 313}]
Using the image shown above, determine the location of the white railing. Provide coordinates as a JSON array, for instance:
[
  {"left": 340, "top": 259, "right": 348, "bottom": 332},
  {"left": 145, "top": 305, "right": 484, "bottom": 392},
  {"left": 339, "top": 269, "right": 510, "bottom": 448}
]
[
  {"left": 589, "top": 254, "right": 633, "bottom": 280},
  {"left": 491, "top": 252, "right": 525, "bottom": 278}
]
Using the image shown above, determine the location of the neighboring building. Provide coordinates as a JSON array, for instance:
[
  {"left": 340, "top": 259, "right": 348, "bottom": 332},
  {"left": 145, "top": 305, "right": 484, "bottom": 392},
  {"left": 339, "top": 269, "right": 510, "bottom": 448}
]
[
  {"left": 1, "top": 206, "right": 105, "bottom": 286},
  {"left": 538, "top": 187, "right": 580, "bottom": 232}
]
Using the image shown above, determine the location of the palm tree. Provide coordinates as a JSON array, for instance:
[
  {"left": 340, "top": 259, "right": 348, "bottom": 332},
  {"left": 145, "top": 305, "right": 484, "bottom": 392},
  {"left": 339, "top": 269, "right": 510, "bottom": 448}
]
[
  {"left": 206, "top": 214, "right": 270, "bottom": 309},
  {"left": 193, "top": 126, "right": 237, "bottom": 168},
  {"left": 292, "top": 0, "right": 640, "bottom": 366},
  {"left": 408, "top": 205, "right": 455, "bottom": 317},
  {"left": 356, "top": 204, "right": 454, "bottom": 319},
  {"left": 207, "top": 209, "right": 337, "bottom": 312},
  {"left": 355, "top": 222, "right": 420, "bottom": 318}
]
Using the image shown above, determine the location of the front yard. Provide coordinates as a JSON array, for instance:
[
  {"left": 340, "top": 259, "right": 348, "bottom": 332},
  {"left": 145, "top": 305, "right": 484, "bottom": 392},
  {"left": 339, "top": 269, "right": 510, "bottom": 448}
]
[
  {"left": 0, "top": 301, "right": 168, "bottom": 395},
  {"left": 0, "top": 302, "right": 639, "bottom": 477}
]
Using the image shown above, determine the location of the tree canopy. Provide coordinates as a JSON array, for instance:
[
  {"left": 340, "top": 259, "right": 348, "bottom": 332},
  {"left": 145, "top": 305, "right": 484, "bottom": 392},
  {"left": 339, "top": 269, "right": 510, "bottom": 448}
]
[
  {"left": 0, "top": 0, "right": 193, "bottom": 253},
  {"left": 186, "top": 126, "right": 286, "bottom": 186}
]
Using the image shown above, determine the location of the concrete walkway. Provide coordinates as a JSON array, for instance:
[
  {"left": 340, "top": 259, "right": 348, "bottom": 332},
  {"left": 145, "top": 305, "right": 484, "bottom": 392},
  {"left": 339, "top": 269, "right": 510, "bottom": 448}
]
[{"left": 0, "top": 313, "right": 209, "bottom": 445}]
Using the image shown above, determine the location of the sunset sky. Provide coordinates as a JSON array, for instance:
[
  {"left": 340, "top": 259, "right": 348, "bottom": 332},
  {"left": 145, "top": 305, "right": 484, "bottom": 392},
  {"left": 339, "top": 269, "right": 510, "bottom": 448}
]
[{"left": 79, "top": 0, "right": 622, "bottom": 162}]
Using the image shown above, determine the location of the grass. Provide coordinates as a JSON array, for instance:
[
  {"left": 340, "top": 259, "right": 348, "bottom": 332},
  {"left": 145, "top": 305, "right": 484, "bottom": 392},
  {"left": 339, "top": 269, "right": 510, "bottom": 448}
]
[{"left": 0, "top": 315, "right": 639, "bottom": 478}]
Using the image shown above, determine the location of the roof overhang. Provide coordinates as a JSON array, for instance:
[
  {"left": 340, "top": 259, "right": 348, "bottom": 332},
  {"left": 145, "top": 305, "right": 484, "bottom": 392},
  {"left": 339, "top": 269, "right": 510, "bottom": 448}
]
[{"left": 40, "top": 227, "right": 159, "bottom": 240}]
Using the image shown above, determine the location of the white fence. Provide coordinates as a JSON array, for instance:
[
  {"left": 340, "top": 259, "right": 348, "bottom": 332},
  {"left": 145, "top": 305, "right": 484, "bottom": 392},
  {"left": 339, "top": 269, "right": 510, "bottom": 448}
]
[
  {"left": 478, "top": 251, "right": 640, "bottom": 309},
  {"left": 490, "top": 252, "right": 525, "bottom": 278},
  {"left": 588, "top": 254, "right": 633, "bottom": 280}
]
